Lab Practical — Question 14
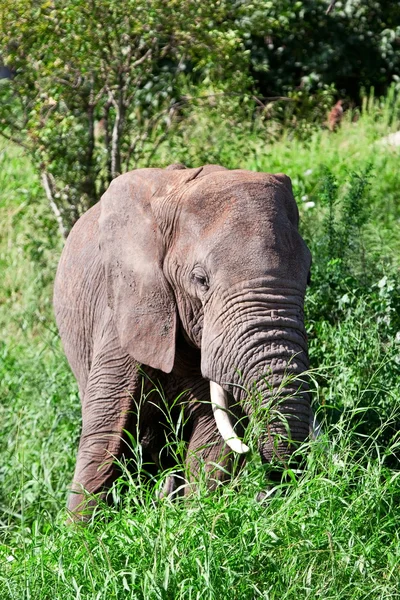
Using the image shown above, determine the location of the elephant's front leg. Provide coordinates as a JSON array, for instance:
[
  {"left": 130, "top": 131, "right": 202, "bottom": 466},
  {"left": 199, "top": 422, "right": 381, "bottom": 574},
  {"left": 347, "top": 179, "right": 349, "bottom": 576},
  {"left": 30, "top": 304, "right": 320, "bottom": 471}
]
[
  {"left": 186, "top": 413, "right": 232, "bottom": 490},
  {"left": 157, "top": 387, "right": 236, "bottom": 498},
  {"left": 184, "top": 391, "right": 246, "bottom": 493},
  {"left": 68, "top": 335, "right": 140, "bottom": 518}
]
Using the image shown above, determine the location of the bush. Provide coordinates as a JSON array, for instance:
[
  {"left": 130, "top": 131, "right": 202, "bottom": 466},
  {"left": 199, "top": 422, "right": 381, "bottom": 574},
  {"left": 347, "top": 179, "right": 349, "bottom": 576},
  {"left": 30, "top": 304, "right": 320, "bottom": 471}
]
[
  {"left": 237, "top": 0, "right": 400, "bottom": 99},
  {"left": 303, "top": 167, "right": 400, "bottom": 448},
  {"left": 0, "top": 0, "right": 249, "bottom": 236}
]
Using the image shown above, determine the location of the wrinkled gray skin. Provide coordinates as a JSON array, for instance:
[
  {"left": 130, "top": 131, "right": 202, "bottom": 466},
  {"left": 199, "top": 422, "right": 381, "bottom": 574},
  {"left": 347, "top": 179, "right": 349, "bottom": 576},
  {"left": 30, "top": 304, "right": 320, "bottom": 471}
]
[{"left": 54, "top": 164, "right": 312, "bottom": 516}]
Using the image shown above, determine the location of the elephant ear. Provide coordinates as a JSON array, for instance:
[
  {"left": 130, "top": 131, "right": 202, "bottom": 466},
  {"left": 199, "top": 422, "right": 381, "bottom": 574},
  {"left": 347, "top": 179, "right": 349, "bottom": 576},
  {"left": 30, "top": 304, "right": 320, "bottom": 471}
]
[{"left": 98, "top": 169, "right": 177, "bottom": 373}]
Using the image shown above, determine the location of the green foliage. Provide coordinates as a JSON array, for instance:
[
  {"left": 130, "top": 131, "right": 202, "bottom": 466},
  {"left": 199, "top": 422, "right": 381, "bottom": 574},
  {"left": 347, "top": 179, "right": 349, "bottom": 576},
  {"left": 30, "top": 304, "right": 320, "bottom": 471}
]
[
  {"left": 306, "top": 165, "right": 375, "bottom": 321},
  {"left": 266, "top": 86, "right": 337, "bottom": 140},
  {"left": 2, "top": 1, "right": 400, "bottom": 237},
  {"left": 1, "top": 418, "right": 400, "bottom": 598},
  {"left": 299, "top": 163, "right": 400, "bottom": 444},
  {"left": 0, "top": 0, "right": 249, "bottom": 235},
  {"left": 237, "top": 0, "right": 400, "bottom": 98}
]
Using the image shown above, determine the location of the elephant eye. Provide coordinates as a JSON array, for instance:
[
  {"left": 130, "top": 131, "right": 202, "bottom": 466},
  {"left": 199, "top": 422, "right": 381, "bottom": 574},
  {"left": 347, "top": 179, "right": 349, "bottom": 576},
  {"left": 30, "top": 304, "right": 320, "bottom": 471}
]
[{"left": 190, "top": 268, "right": 210, "bottom": 292}]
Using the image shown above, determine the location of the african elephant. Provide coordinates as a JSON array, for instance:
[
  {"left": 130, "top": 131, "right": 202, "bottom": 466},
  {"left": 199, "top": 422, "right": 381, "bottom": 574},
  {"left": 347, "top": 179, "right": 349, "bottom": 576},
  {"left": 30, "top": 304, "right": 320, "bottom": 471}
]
[{"left": 54, "top": 163, "right": 312, "bottom": 516}]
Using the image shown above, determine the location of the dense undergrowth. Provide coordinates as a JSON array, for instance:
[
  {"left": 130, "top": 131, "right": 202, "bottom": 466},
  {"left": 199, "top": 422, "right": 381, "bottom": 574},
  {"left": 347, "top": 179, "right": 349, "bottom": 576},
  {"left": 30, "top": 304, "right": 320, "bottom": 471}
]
[{"left": 1, "top": 95, "right": 400, "bottom": 598}]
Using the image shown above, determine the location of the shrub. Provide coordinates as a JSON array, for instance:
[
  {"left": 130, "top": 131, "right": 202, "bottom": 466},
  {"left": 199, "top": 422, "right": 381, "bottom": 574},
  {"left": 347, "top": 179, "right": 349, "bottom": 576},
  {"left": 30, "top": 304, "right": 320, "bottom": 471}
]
[
  {"left": 304, "top": 167, "right": 400, "bottom": 447},
  {"left": 0, "top": 0, "right": 249, "bottom": 236},
  {"left": 237, "top": 0, "right": 400, "bottom": 99}
]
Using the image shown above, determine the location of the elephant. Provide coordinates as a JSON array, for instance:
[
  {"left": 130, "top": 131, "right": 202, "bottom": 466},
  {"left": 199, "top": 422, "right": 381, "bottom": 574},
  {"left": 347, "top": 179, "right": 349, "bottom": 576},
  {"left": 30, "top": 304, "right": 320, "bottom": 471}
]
[{"left": 53, "top": 163, "right": 313, "bottom": 516}]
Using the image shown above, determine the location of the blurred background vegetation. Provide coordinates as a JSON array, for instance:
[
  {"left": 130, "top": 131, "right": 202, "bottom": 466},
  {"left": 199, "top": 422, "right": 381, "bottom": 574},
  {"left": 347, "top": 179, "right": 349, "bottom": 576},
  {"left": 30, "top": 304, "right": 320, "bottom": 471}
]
[{"left": 1, "top": 1, "right": 400, "bottom": 597}]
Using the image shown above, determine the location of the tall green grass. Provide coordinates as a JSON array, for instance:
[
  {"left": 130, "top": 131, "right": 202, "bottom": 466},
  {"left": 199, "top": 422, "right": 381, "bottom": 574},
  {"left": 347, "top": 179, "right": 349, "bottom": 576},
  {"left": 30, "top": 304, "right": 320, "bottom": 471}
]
[
  {"left": 1, "top": 92, "right": 400, "bottom": 598},
  {"left": 0, "top": 144, "right": 80, "bottom": 543},
  {"left": 1, "top": 422, "right": 400, "bottom": 599}
]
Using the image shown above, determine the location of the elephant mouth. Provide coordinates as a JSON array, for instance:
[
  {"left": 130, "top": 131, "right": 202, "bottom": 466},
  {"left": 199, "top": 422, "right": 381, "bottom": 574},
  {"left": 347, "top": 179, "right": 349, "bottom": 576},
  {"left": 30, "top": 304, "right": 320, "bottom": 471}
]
[{"left": 210, "top": 381, "right": 249, "bottom": 454}]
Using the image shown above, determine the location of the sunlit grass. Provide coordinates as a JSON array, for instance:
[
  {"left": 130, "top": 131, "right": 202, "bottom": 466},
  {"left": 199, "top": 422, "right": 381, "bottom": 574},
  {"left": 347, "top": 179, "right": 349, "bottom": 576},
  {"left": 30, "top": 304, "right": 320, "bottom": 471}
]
[{"left": 1, "top": 414, "right": 399, "bottom": 599}]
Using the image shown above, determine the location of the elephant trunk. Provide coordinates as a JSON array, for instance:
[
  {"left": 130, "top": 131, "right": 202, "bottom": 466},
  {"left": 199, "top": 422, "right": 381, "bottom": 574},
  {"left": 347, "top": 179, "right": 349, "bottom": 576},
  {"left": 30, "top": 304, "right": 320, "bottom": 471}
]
[
  {"left": 203, "top": 285, "right": 311, "bottom": 464},
  {"left": 249, "top": 376, "right": 310, "bottom": 465}
]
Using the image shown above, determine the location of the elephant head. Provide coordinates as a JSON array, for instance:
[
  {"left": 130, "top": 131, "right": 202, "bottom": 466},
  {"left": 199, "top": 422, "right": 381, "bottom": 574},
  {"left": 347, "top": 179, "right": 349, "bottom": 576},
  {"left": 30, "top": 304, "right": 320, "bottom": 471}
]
[{"left": 98, "top": 164, "right": 312, "bottom": 474}]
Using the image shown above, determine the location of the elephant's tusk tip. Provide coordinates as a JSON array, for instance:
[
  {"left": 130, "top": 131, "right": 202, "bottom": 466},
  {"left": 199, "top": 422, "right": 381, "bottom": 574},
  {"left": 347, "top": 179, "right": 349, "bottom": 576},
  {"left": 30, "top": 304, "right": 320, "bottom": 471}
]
[
  {"left": 210, "top": 381, "right": 250, "bottom": 455},
  {"left": 225, "top": 437, "right": 250, "bottom": 454}
]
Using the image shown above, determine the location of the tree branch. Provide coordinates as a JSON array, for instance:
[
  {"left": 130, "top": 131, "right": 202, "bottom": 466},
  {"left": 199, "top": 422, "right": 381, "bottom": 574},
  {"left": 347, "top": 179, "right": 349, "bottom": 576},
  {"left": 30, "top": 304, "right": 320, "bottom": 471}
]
[
  {"left": 131, "top": 47, "right": 153, "bottom": 69},
  {"left": 0, "top": 130, "right": 29, "bottom": 150},
  {"left": 107, "top": 88, "right": 123, "bottom": 178},
  {"left": 41, "top": 171, "right": 69, "bottom": 239},
  {"left": 326, "top": 0, "right": 338, "bottom": 15}
]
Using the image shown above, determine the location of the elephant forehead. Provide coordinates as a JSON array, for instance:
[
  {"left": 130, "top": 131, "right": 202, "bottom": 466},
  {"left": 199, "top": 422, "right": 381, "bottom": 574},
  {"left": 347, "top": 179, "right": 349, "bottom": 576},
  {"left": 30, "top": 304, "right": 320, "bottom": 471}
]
[
  {"left": 173, "top": 172, "right": 309, "bottom": 282},
  {"left": 178, "top": 187, "right": 290, "bottom": 243},
  {"left": 181, "top": 171, "right": 296, "bottom": 228},
  {"left": 210, "top": 226, "right": 308, "bottom": 283}
]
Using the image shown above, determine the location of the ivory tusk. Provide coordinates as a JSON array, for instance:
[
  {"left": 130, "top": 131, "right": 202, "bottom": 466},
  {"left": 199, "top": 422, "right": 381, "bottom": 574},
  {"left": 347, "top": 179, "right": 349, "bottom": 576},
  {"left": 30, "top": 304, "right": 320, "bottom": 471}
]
[{"left": 210, "top": 381, "right": 249, "bottom": 454}]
